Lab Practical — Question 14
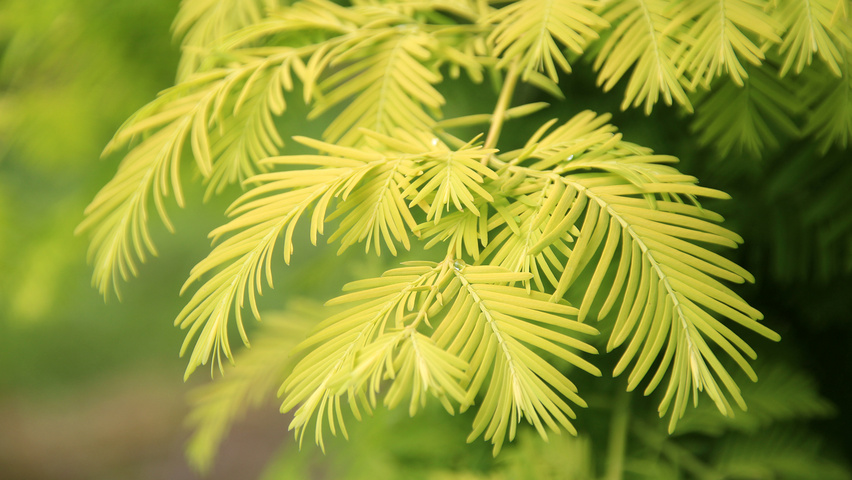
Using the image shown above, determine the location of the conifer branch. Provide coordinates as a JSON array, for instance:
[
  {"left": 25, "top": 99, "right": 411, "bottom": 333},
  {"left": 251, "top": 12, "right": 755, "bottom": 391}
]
[
  {"left": 77, "top": 0, "right": 833, "bottom": 460},
  {"left": 485, "top": 61, "right": 521, "bottom": 150}
]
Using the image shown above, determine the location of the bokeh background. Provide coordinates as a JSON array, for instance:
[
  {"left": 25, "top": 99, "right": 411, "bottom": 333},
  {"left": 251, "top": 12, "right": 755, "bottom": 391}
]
[
  {"left": 1, "top": 1, "right": 850, "bottom": 479},
  {"left": 0, "top": 1, "right": 294, "bottom": 478}
]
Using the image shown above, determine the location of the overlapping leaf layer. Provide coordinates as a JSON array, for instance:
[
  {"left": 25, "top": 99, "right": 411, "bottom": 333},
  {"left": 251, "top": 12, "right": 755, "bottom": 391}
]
[{"left": 76, "top": 0, "right": 852, "bottom": 460}]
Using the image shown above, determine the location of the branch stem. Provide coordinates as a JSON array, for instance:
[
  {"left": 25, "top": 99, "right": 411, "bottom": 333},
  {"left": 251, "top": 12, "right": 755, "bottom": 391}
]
[
  {"left": 484, "top": 61, "right": 521, "bottom": 154},
  {"left": 604, "top": 388, "right": 630, "bottom": 480}
]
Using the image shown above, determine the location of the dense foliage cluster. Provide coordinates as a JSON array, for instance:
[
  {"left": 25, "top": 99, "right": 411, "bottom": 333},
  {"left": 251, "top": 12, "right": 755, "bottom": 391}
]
[{"left": 75, "top": 0, "right": 851, "bottom": 477}]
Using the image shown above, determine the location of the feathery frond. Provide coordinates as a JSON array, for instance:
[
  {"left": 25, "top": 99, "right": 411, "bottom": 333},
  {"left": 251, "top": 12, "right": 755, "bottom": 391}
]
[
  {"left": 175, "top": 137, "right": 402, "bottom": 378},
  {"left": 713, "top": 428, "right": 850, "bottom": 480},
  {"left": 504, "top": 113, "right": 779, "bottom": 431},
  {"left": 691, "top": 62, "right": 802, "bottom": 156},
  {"left": 677, "top": 0, "right": 782, "bottom": 87},
  {"left": 75, "top": 117, "right": 192, "bottom": 298},
  {"left": 480, "top": 112, "right": 624, "bottom": 292},
  {"left": 485, "top": 0, "right": 608, "bottom": 81},
  {"left": 478, "top": 178, "right": 576, "bottom": 293},
  {"left": 204, "top": 55, "right": 296, "bottom": 198},
  {"left": 438, "top": 263, "right": 601, "bottom": 455},
  {"left": 594, "top": 0, "right": 693, "bottom": 114},
  {"left": 803, "top": 49, "right": 852, "bottom": 151},
  {"left": 404, "top": 137, "right": 497, "bottom": 223},
  {"left": 760, "top": 145, "right": 852, "bottom": 281},
  {"left": 280, "top": 260, "right": 460, "bottom": 450},
  {"left": 775, "top": 0, "right": 850, "bottom": 76},
  {"left": 172, "top": 0, "right": 278, "bottom": 80},
  {"left": 325, "top": 157, "right": 419, "bottom": 255},
  {"left": 281, "top": 259, "right": 600, "bottom": 454},
  {"left": 310, "top": 27, "right": 445, "bottom": 145},
  {"left": 76, "top": 51, "right": 309, "bottom": 295}
]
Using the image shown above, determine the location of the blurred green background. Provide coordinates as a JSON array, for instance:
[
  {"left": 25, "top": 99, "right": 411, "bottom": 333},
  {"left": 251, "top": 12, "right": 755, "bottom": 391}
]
[
  {"left": 1, "top": 1, "right": 850, "bottom": 479},
  {"left": 0, "top": 1, "right": 292, "bottom": 478}
]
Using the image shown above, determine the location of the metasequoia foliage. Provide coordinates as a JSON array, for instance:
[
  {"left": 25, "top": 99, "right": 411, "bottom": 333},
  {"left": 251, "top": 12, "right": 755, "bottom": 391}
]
[{"left": 78, "top": 0, "right": 851, "bottom": 460}]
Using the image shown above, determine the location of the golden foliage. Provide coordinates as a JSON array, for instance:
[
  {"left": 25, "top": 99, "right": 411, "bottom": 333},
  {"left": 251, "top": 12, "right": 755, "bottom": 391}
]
[{"left": 78, "top": 0, "right": 852, "bottom": 457}]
